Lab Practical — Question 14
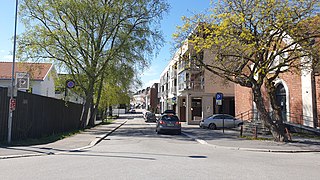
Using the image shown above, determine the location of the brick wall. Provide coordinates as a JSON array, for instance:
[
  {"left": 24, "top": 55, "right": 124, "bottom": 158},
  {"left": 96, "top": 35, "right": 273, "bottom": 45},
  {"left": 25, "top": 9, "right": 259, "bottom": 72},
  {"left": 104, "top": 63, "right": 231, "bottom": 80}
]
[
  {"left": 279, "top": 72, "right": 303, "bottom": 124},
  {"left": 235, "top": 84, "right": 252, "bottom": 116}
]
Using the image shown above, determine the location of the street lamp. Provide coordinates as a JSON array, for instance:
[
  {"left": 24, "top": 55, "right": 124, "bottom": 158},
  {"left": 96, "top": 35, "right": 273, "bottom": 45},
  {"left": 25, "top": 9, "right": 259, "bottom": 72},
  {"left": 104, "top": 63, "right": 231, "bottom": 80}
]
[{"left": 8, "top": 0, "right": 19, "bottom": 144}]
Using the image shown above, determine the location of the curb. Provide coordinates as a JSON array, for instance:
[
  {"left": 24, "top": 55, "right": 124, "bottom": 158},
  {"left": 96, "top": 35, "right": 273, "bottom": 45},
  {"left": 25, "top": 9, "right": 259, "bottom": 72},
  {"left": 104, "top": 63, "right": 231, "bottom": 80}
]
[
  {"left": 71, "top": 120, "right": 127, "bottom": 151},
  {"left": 0, "top": 120, "right": 127, "bottom": 159},
  {"left": 182, "top": 132, "right": 320, "bottom": 153}
]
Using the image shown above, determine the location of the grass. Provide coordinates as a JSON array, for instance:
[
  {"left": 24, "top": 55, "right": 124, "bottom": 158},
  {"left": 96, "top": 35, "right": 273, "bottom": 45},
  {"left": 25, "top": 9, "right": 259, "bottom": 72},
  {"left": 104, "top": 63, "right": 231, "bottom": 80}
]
[
  {"left": 0, "top": 130, "right": 82, "bottom": 146},
  {"left": 291, "top": 132, "right": 320, "bottom": 140},
  {"left": 240, "top": 135, "right": 273, "bottom": 141}
]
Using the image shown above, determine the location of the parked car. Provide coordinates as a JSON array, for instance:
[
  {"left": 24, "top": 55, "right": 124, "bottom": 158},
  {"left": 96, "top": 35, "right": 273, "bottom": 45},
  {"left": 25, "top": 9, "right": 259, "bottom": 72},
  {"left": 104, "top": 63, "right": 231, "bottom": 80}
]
[
  {"left": 161, "top": 109, "right": 176, "bottom": 115},
  {"left": 145, "top": 112, "right": 157, "bottom": 122},
  {"left": 128, "top": 109, "right": 136, "bottom": 113},
  {"left": 143, "top": 111, "right": 152, "bottom": 119},
  {"left": 156, "top": 114, "right": 181, "bottom": 134},
  {"left": 199, "top": 114, "right": 243, "bottom": 130}
]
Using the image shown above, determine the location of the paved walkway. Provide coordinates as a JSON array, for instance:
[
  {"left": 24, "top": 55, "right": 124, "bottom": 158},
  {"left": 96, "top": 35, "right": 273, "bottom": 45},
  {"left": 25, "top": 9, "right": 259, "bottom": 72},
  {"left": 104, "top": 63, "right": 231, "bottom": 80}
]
[{"left": 1, "top": 118, "right": 320, "bottom": 159}]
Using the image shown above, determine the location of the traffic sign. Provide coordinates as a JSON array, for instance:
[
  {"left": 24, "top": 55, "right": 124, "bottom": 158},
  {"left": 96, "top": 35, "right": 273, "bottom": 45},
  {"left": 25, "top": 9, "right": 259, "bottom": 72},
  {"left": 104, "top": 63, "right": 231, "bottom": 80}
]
[
  {"left": 216, "top": 92, "right": 223, "bottom": 100},
  {"left": 66, "top": 79, "right": 75, "bottom": 88},
  {"left": 10, "top": 98, "right": 16, "bottom": 111},
  {"left": 215, "top": 92, "right": 223, "bottom": 106},
  {"left": 16, "top": 72, "right": 29, "bottom": 90}
]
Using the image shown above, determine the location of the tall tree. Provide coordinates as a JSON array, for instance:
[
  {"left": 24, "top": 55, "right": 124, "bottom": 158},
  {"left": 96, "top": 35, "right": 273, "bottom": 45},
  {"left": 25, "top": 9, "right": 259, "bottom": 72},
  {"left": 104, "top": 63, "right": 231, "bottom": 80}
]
[
  {"left": 175, "top": 0, "right": 319, "bottom": 141},
  {"left": 18, "top": 0, "right": 169, "bottom": 128}
]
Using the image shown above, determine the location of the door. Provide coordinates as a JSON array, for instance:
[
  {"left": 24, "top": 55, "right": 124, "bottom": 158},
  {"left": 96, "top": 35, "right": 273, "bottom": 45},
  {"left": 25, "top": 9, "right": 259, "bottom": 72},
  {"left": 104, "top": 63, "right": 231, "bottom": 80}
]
[{"left": 276, "top": 84, "right": 287, "bottom": 121}]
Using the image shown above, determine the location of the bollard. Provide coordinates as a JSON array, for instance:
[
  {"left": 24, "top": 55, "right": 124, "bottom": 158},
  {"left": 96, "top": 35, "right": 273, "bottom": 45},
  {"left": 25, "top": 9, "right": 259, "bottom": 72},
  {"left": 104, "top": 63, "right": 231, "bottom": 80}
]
[
  {"left": 240, "top": 125, "right": 243, "bottom": 137},
  {"left": 254, "top": 125, "right": 257, "bottom": 139},
  {"left": 285, "top": 127, "right": 292, "bottom": 141}
]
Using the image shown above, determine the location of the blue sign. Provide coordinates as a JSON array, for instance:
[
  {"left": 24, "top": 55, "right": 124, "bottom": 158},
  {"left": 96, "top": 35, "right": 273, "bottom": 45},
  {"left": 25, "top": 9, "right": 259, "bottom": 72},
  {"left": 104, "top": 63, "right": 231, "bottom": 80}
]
[
  {"left": 216, "top": 93, "right": 223, "bottom": 106},
  {"left": 216, "top": 93, "right": 223, "bottom": 100},
  {"left": 66, "top": 79, "right": 75, "bottom": 88}
]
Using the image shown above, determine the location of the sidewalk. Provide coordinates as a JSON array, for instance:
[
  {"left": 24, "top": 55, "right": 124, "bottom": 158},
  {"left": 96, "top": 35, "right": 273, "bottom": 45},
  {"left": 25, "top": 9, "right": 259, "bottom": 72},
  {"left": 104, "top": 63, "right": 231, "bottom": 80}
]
[
  {"left": 182, "top": 123, "right": 320, "bottom": 153},
  {"left": 0, "top": 119, "right": 127, "bottom": 159},
  {"left": 1, "top": 118, "right": 320, "bottom": 160}
]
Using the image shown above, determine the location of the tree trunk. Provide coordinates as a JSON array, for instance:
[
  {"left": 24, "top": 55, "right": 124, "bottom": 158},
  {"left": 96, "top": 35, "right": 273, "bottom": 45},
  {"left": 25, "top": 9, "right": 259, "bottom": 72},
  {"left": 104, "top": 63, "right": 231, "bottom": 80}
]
[
  {"left": 88, "top": 75, "right": 105, "bottom": 127},
  {"left": 80, "top": 80, "right": 95, "bottom": 129},
  {"left": 264, "top": 80, "right": 288, "bottom": 142},
  {"left": 252, "top": 85, "right": 288, "bottom": 142}
]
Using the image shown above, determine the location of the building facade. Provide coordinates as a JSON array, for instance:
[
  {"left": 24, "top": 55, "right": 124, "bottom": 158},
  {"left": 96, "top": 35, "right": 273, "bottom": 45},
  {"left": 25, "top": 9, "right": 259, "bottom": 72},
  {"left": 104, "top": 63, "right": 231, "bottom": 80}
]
[
  {"left": 0, "top": 62, "right": 56, "bottom": 98},
  {"left": 159, "top": 41, "right": 235, "bottom": 125},
  {"left": 235, "top": 69, "right": 320, "bottom": 129}
]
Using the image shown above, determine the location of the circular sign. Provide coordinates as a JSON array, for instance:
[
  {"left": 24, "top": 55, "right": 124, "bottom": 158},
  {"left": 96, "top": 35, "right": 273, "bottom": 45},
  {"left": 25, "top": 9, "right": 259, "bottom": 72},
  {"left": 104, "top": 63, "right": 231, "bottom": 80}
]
[{"left": 66, "top": 80, "right": 75, "bottom": 88}]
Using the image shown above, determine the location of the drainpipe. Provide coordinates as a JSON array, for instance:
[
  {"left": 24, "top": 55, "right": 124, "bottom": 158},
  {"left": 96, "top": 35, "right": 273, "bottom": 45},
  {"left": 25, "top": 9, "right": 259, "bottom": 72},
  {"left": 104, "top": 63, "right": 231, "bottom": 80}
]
[{"left": 311, "top": 70, "right": 318, "bottom": 128}]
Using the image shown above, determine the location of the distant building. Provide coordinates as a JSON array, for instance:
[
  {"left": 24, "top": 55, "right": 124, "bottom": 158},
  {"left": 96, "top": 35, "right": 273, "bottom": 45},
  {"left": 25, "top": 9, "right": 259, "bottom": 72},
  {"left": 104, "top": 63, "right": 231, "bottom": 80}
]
[
  {"left": 131, "top": 83, "right": 160, "bottom": 113},
  {"left": 0, "top": 62, "right": 56, "bottom": 98}
]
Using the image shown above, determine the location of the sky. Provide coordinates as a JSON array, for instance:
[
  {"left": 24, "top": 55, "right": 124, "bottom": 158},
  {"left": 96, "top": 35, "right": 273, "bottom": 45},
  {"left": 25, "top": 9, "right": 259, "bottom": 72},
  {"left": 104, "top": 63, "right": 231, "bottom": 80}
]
[{"left": 0, "top": 0, "right": 212, "bottom": 89}]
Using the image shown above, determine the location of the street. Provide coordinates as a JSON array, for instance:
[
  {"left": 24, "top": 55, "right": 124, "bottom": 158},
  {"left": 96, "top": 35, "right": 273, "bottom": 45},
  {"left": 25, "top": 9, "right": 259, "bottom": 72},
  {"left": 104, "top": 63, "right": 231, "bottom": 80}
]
[{"left": 0, "top": 116, "right": 319, "bottom": 180}]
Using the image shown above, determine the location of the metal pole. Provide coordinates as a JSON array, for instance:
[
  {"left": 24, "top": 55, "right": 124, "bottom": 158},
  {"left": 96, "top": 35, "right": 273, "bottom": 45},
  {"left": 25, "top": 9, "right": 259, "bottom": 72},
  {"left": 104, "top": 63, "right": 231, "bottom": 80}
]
[{"left": 8, "top": 0, "right": 19, "bottom": 144}]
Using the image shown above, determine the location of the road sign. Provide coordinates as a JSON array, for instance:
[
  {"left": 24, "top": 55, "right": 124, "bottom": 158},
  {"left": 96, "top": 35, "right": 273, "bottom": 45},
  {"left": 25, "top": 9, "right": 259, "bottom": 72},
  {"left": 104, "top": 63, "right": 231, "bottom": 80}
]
[
  {"left": 10, "top": 98, "right": 16, "bottom": 111},
  {"left": 66, "top": 79, "right": 75, "bottom": 88},
  {"left": 16, "top": 72, "right": 29, "bottom": 90},
  {"left": 215, "top": 92, "right": 223, "bottom": 106}
]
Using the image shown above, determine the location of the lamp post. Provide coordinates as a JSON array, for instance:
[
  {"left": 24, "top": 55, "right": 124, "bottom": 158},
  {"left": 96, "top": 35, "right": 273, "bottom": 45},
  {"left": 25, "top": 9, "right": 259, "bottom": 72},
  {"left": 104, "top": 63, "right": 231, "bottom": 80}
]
[{"left": 8, "top": 0, "right": 19, "bottom": 144}]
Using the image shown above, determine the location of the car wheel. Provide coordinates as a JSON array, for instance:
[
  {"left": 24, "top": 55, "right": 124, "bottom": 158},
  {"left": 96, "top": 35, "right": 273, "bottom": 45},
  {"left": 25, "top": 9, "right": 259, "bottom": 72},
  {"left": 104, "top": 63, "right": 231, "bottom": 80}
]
[
  {"left": 176, "top": 130, "right": 181, "bottom": 135},
  {"left": 209, "top": 123, "right": 216, "bottom": 130}
]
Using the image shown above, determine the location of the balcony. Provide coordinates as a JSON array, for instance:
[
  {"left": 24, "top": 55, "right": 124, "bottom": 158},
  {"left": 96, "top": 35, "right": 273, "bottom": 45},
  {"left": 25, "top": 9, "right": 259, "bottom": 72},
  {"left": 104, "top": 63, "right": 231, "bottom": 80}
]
[
  {"left": 170, "top": 86, "right": 177, "bottom": 95},
  {"left": 178, "top": 80, "right": 204, "bottom": 92}
]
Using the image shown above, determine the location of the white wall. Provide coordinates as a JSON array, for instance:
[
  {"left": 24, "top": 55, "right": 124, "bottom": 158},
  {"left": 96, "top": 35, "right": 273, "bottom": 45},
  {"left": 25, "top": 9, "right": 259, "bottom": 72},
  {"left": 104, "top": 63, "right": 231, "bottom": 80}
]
[{"left": 300, "top": 58, "right": 314, "bottom": 127}]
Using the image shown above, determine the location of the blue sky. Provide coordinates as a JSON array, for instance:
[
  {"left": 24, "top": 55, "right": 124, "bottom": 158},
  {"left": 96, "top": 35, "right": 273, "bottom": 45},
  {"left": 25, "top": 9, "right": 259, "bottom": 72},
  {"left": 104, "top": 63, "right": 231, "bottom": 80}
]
[{"left": 0, "top": 0, "right": 212, "bottom": 89}]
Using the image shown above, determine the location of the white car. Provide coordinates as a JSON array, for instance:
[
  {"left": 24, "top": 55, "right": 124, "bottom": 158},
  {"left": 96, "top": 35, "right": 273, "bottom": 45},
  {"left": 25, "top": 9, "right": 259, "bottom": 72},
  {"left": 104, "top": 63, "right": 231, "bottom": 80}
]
[{"left": 199, "top": 114, "right": 243, "bottom": 130}]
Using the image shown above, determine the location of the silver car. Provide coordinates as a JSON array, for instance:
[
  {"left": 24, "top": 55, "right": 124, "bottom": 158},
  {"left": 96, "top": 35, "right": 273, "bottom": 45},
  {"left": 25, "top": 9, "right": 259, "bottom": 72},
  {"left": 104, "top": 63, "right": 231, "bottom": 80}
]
[
  {"left": 199, "top": 114, "right": 243, "bottom": 130},
  {"left": 156, "top": 114, "right": 181, "bottom": 134}
]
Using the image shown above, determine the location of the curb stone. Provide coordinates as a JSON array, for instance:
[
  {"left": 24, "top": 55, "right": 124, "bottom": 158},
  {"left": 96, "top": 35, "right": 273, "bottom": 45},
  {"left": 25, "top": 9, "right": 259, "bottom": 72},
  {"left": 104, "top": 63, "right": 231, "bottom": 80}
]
[
  {"left": 182, "top": 132, "right": 320, "bottom": 153},
  {"left": 0, "top": 120, "right": 127, "bottom": 159}
]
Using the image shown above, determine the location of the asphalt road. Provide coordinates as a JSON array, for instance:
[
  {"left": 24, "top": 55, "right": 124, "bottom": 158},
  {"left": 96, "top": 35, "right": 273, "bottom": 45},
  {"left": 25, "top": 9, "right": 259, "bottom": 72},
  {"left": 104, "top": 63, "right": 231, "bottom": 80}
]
[{"left": 0, "top": 117, "right": 319, "bottom": 180}]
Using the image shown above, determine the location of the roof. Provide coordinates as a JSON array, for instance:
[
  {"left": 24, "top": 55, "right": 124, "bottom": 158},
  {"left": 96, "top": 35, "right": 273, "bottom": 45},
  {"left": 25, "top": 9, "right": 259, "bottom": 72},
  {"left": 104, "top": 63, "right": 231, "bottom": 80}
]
[{"left": 0, "top": 62, "right": 53, "bottom": 81}]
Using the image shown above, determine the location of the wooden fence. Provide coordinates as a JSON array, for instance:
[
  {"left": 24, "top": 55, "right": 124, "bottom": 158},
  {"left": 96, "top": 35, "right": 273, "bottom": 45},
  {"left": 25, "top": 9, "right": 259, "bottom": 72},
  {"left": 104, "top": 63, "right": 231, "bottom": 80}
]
[{"left": 0, "top": 87, "right": 82, "bottom": 142}]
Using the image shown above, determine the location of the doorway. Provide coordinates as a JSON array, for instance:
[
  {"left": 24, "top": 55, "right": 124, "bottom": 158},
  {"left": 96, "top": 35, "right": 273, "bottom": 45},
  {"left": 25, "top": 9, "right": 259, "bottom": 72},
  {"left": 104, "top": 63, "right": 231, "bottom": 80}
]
[{"left": 276, "top": 84, "right": 287, "bottom": 121}]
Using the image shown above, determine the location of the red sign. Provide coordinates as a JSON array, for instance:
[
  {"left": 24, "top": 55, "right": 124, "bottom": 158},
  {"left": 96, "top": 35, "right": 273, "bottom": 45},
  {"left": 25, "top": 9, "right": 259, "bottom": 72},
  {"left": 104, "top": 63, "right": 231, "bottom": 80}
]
[{"left": 10, "top": 98, "right": 16, "bottom": 111}]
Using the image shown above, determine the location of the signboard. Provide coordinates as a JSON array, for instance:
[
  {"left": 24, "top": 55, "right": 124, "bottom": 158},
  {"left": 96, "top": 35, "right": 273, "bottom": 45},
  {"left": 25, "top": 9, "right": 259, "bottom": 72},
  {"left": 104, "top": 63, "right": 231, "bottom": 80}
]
[
  {"left": 16, "top": 72, "right": 30, "bottom": 90},
  {"left": 66, "top": 79, "right": 75, "bottom": 88},
  {"left": 215, "top": 92, "right": 223, "bottom": 106},
  {"left": 10, "top": 98, "right": 16, "bottom": 111},
  {"left": 172, "top": 97, "right": 177, "bottom": 104}
]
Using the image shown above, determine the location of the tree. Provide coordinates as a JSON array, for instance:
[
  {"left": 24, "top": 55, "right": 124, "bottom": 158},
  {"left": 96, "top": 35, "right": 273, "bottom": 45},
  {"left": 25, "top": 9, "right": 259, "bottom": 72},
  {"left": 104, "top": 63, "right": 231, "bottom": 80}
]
[
  {"left": 175, "top": 0, "right": 319, "bottom": 141},
  {"left": 18, "top": 0, "right": 169, "bottom": 128}
]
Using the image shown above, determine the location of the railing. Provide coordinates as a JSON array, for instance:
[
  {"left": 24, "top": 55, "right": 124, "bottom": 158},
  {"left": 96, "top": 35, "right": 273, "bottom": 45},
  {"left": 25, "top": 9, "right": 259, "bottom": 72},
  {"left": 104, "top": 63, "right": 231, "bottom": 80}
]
[
  {"left": 178, "top": 80, "right": 204, "bottom": 92},
  {"left": 235, "top": 109, "right": 320, "bottom": 136}
]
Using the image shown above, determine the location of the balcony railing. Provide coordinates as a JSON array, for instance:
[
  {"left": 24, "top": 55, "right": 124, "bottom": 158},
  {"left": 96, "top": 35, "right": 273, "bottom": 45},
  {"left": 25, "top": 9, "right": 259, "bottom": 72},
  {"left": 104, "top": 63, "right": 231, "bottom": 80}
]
[{"left": 178, "top": 81, "right": 204, "bottom": 92}]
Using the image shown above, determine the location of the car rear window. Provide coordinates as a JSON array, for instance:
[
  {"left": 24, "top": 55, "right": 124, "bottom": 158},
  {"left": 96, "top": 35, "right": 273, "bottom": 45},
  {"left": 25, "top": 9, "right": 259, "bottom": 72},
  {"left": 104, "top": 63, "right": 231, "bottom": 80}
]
[{"left": 161, "top": 115, "right": 179, "bottom": 121}]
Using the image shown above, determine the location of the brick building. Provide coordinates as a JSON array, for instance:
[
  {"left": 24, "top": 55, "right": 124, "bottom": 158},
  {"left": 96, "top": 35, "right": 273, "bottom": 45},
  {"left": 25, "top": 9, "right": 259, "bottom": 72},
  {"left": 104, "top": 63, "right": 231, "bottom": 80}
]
[{"left": 235, "top": 60, "right": 320, "bottom": 129}]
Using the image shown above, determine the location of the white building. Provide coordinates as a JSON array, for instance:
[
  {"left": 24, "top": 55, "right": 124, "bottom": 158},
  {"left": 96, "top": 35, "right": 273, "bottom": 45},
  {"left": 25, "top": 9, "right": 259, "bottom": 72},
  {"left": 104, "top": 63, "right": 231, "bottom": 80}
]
[{"left": 0, "top": 62, "right": 56, "bottom": 98}]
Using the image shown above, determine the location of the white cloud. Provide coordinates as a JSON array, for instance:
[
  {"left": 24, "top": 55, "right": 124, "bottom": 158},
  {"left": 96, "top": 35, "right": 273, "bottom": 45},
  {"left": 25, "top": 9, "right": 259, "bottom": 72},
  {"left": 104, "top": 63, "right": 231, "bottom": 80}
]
[{"left": 0, "top": 55, "right": 13, "bottom": 62}]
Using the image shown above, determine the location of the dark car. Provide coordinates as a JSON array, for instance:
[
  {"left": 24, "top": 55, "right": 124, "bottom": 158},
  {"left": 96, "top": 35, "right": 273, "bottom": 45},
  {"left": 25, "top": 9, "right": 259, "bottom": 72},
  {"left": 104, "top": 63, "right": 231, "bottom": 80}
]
[
  {"left": 162, "top": 109, "right": 176, "bottom": 115},
  {"left": 145, "top": 112, "right": 157, "bottom": 122},
  {"left": 156, "top": 114, "right": 181, "bottom": 134}
]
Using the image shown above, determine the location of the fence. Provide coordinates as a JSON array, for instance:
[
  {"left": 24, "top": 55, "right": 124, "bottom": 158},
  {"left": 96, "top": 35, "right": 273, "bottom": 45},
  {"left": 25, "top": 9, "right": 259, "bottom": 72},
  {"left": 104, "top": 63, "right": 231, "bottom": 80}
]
[{"left": 0, "top": 87, "right": 82, "bottom": 142}]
